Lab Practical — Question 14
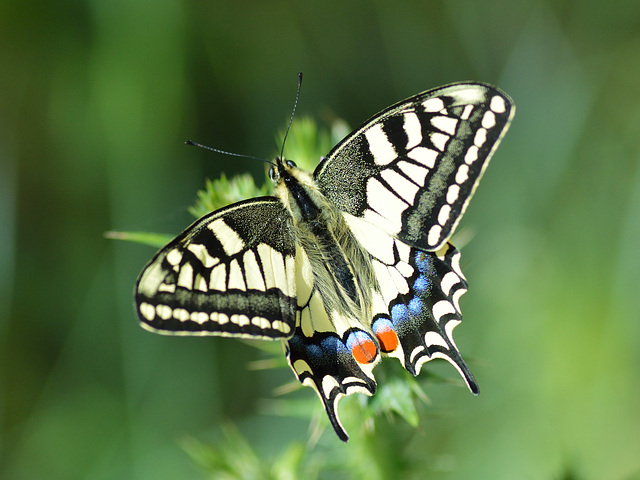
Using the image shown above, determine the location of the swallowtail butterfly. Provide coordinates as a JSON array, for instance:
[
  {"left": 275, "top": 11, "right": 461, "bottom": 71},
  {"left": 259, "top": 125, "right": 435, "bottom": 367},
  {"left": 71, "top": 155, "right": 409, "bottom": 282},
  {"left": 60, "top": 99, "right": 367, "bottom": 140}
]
[{"left": 135, "top": 82, "right": 514, "bottom": 441}]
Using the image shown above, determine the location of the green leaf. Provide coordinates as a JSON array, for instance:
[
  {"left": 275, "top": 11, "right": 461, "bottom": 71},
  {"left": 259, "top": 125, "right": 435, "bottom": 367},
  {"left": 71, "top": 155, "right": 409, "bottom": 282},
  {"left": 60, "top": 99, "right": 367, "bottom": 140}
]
[
  {"left": 181, "top": 424, "right": 319, "bottom": 480},
  {"left": 188, "top": 174, "right": 271, "bottom": 219},
  {"left": 104, "top": 230, "right": 174, "bottom": 248}
]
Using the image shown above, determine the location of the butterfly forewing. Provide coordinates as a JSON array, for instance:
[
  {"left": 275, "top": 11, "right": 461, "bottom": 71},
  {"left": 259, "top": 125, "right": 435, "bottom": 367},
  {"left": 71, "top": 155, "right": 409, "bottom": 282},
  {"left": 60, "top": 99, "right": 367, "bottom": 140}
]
[
  {"left": 315, "top": 83, "right": 514, "bottom": 250},
  {"left": 135, "top": 198, "right": 298, "bottom": 338}
]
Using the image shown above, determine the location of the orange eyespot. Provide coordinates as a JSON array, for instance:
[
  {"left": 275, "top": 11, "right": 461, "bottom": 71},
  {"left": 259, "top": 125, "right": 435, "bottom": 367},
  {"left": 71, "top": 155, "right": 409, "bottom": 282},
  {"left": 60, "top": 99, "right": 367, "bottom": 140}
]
[
  {"left": 372, "top": 318, "right": 400, "bottom": 353},
  {"left": 375, "top": 326, "right": 399, "bottom": 353},
  {"left": 350, "top": 337, "right": 378, "bottom": 364}
]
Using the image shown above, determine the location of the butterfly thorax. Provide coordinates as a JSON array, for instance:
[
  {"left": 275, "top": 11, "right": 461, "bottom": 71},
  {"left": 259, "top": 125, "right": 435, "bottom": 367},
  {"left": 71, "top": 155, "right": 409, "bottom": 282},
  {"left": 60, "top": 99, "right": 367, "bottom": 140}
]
[{"left": 271, "top": 158, "right": 377, "bottom": 327}]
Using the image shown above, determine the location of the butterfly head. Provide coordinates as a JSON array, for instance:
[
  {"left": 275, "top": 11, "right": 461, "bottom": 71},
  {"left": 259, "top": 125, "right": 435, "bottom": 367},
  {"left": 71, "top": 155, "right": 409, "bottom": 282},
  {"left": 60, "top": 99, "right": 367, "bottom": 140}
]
[
  {"left": 269, "top": 158, "right": 315, "bottom": 189},
  {"left": 268, "top": 157, "right": 297, "bottom": 184}
]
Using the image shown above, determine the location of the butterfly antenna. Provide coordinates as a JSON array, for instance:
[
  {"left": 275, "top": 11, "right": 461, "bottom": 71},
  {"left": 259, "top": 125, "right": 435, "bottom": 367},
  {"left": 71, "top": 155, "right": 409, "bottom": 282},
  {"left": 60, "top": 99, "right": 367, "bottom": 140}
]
[
  {"left": 184, "top": 139, "right": 272, "bottom": 166},
  {"left": 279, "top": 72, "right": 303, "bottom": 160}
]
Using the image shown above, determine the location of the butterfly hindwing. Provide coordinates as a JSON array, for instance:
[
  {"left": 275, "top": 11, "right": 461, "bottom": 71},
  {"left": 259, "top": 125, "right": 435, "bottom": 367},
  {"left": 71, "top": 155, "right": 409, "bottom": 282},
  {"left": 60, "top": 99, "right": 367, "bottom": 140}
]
[
  {"left": 286, "top": 245, "right": 379, "bottom": 441},
  {"left": 386, "top": 243, "right": 477, "bottom": 392},
  {"left": 135, "top": 197, "right": 297, "bottom": 338},
  {"left": 347, "top": 215, "right": 478, "bottom": 390},
  {"left": 315, "top": 82, "right": 514, "bottom": 250},
  {"left": 286, "top": 323, "right": 378, "bottom": 442}
]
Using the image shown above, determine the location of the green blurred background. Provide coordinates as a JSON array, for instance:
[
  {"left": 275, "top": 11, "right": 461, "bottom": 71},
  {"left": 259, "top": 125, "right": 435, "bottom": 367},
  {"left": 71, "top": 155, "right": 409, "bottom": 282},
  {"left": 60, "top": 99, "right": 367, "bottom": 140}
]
[{"left": 2, "top": 0, "right": 640, "bottom": 478}]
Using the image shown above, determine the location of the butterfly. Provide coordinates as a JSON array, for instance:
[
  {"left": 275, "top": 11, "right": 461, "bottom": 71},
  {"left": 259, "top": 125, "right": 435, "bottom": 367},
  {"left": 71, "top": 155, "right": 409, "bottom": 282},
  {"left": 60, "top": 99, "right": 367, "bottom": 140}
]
[{"left": 135, "top": 82, "right": 514, "bottom": 441}]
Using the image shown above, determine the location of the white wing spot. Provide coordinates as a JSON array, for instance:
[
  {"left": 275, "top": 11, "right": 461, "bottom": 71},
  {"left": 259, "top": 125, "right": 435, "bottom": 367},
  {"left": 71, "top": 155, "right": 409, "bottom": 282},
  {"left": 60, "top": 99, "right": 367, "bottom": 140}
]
[
  {"left": 365, "top": 124, "right": 397, "bottom": 165},
  {"left": 228, "top": 259, "right": 246, "bottom": 290},
  {"left": 428, "top": 225, "right": 442, "bottom": 247},
  {"left": 194, "top": 273, "right": 208, "bottom": 292},
  {"left": 209, "top": 218, "right": 244, "bottom": 257},
  {"left": 440, "top": 271, "right": 460, "bottom": 297},
  {"left": 166, "top": 248, "right": 182, "bottom": 266},
  {"left": 257, "top": 244, "right": 288, "bottom": 294},
  {"left": 187, "top": 243, "right": 218, "bottom": 268},
  {"left": 209, "top": 263, "right": 227, "bottom": 291},
  {"left": 272, "top": 320, "right": 291, "bottom": 334},
  {"left": 177, "top": 262, "right": 194, "bottom": 289},
  {"left": 397, "top": 159, "right": 429, "bottom": 186},
  {"left": 243, "top": 250, "right": 266, "bottom": 291},
  {"left": 474, "top": 128, "right": 487, "bottom": 148},
  {"left": 449, "top": 250, "right": 465, "bottom": 279},
  {"left": 465, "top": 145, "right": 479, "bottom": 165},
  {"left": 482, "top": 110, "right": 496, "bottom": 129},
  {"left": 407, "top": 147, "right": 438, "bottom": 169},
  {"left": 446, "top": 184, "right": 460, "bottom": 204},
  {"left": 460, "top": 104, "right": 474, "bottom": 120},
  {"left": 230, "top": 314, "right": 250, "bottom": 326},
  {"left": 430, "top": 132, "right": 449, "bottom": 152},
  {"left": 284, "top": 255, "right": 296, "bottom": 299},
  {"left": 251, "top": 316, "right": 271, "bottom": 329},
  {"left": 395, "top": 261, "right": 414, "bottom": 278},
  {"left": 381, "top": 168, "right": 420, "bottom": 205},
  {"left": 452, "top": 287, "right": 465, "bottom": 313},
  {"left": 173, "top": 308, "right": 190, "bottom": 322},
  {"left": 455, "top": 164, "right": 470, "bottom": 184},
  {"left": 139, "top": 302, "right": 155, "bottom": 321},
  {"left": 191, "top": 311, "right": 209, "bottom": 324},
  {"left": 156, "top": 304, "right": 173, "bottom": 320},
  {"left": 403, "top": 112, "right": 422, "bottom": 149},
  {"left": 490, "top": 95, "right": 507, "bottom": 113},
  {"left": 431, "top": 115, "right": 458, "bottom": 135},
  {"left": 423, "top": 97, "right": 445, "bottom": 112},
  {"left": 322, "top": 375, "right": 341, "bottom": 398},
  {"left": 438, "top": 204, "right": 452, "bottom": 226},
  {"left": 158, "top": 283, "right": 176, "bottom": 293},
  {"left": 409, "top": 345, "right": 426, "bottom": 364},
  {"left": 424, "top": 331, "right": 448, "bottom": 348},
  {"left": 445, "top": 319, "right": 461, "bottom": 345},
  {"left": 372, "top": 260, "right": 400, "bottom": 303},
  {"left": 217, "top": 313, "right": 229, "bottom": 325},
  {"left": 432, "top": 300, "right": 456, "bottom": 323}
]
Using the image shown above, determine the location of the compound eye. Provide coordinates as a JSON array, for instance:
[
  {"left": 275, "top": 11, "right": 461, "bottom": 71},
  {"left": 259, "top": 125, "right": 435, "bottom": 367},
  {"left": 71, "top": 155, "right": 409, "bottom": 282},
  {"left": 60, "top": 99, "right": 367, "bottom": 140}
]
[
  {"left": 268, "top": 165, "right": 276, "bottom": 180},
  {"left": 285, "top": 160, "right": 297, "bottom": 168}
]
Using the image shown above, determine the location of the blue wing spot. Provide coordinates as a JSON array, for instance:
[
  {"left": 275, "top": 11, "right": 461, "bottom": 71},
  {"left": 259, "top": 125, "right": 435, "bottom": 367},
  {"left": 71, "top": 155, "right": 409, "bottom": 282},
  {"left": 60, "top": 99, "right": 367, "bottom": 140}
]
[
  {"left": 306, "top": 342, "right": 324, "bottom": 359},
  {"left": 320, "top": 335, "right": 348, "bottom": 356},
  {"left": 412, "top": 275, "right": 430, "bottom": 294},
  {"left": 372, "top": 317, "right": 394, "bottom": 333},
  {"left": 414, "top": 251, "right": 432, "bottom": 274},
  {"left": 391, "top": 303, "right": 410, "bottom": 325},
  {"left": 408, "top": 296, "right": 423, "bottom": 316}
]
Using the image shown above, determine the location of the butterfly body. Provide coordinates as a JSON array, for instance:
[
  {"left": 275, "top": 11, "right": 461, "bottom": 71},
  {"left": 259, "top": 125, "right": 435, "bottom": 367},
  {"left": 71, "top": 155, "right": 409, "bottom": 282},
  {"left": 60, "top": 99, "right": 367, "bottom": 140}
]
[{"left": 135, "top": 82, "right": 514, "bottom": 441}]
